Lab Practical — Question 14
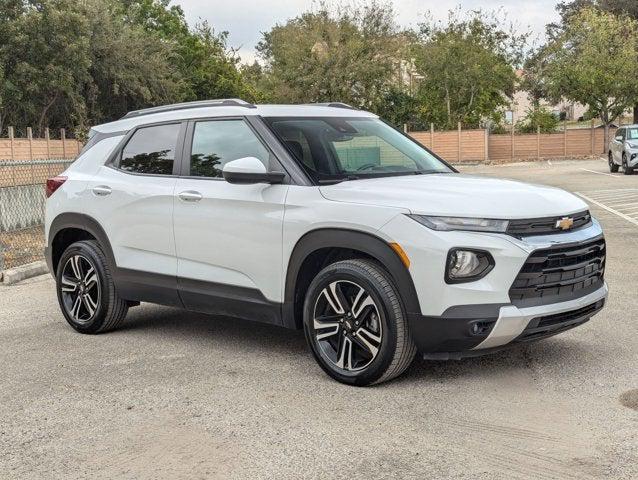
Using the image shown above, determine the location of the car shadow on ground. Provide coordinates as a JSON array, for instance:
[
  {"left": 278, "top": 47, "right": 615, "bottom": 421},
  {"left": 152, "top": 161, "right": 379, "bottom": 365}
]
[{"left": 117, "top": 304, "right": 594, "bottom": 386}]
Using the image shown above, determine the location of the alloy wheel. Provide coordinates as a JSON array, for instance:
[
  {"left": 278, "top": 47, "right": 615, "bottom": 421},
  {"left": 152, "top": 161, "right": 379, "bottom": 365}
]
[
  {"left": 60, "top": 254, "right": 101, "bottom": 324},
  {"left": 312, "top": 280, "right": 383, "bottom": 372}
]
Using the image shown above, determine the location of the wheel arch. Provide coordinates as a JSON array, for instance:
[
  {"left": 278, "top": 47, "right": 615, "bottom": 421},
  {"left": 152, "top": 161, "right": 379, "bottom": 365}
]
[
  {"left": 47, "top": 213, "right": 116, "bottom": 274},
  {"left": 283, "top": 228, "right": 421, "bottom": 329}
]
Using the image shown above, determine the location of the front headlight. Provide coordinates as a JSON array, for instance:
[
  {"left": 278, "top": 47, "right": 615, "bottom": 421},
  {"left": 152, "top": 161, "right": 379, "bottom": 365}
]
[
  {"left": 408, "top": 215, "right": 509, "bottom": 233},
  {"left": 445, "top": 249, "right": 495, "bottom": 283}
]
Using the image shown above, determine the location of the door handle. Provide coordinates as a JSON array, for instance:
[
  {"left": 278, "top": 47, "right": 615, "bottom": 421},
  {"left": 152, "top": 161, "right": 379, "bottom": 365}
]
[
  {"left": 92, "top": 185, "right": 112, "bottom": 196},
  {"left": 178, "top": 190, "right": 203, "bottom": 202}
]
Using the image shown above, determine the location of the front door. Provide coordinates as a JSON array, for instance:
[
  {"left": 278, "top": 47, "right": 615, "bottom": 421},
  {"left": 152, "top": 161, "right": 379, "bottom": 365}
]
[{"left": 173, "top": 118, "right": 289, "bottom": 324}]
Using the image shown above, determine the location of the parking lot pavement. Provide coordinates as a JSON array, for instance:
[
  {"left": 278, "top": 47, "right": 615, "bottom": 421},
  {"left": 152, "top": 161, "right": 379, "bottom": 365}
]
[{"left": 1, "top": 158, "right": 637, "bottom": 480}]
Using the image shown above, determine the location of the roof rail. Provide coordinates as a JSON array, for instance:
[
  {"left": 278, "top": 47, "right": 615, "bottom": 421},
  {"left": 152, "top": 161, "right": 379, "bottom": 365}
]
[
  {"left": 303, "top": 102, "right": 358, "bottom": 110},
  {"left": 122, "top": 98, "right": 257, "bottom": 119}
]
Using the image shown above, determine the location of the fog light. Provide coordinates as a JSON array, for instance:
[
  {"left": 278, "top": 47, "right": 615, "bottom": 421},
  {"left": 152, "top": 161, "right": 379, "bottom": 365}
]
[{"left": 445, "top": 249, "right": 494, "bottom": 284}]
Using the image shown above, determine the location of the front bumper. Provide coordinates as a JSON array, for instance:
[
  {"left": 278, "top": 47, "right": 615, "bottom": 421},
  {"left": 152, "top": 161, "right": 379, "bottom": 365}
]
[
  {"left": 379, "top": 215, "right": 608, "bottom": 356},
  {"left": 408, "top": 283, "right": 607, "bottom": 356},
  {"left": 473, "top": 282, "right": 607, "bottom": 349}
]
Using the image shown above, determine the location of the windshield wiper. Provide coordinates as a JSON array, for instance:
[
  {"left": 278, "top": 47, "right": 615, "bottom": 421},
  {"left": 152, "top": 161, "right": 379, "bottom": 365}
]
[
  {"left": 413, "top": 170, "right": 449, "bottom": 175},
  {"left": 317, "top": 175, "right": 360, "bottom": 185}
]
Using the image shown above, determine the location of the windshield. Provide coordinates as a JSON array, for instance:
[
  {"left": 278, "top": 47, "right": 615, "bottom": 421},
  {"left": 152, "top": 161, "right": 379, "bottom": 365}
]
[
  {"left": 264, "top": 117, "right": 452, "bottom": 183},
  {"left": 627, "top": 128, "right": 638, "bottom": 141}
]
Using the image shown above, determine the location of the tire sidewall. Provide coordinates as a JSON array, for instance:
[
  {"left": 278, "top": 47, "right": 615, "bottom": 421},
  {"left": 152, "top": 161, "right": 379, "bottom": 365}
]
[
  {"left": 56, "top": 242, "right": 110, "bottom": 334},
  {"left": 303, "top": 262, "right": 401, "bottom": 386}
]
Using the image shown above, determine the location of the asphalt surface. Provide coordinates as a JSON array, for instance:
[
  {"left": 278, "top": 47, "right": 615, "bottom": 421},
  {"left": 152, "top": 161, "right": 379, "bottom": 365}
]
[{"left": 1, "top": 158, "right": 637, "bottom": 479}]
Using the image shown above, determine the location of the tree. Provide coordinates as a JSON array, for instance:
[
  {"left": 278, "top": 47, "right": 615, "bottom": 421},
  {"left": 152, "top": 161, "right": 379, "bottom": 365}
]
[
  {"left": 543, "top": 7, "right": 638, "bottom": 147},
  {"left": 0, "top": 0, "right": 252, "bottom": 134},
  {"left": 374, "top": 86, "right": 420, "bottom": 128},
  {"left": 82, "top": 0, "right": 182, "bottom": 128},
  {"left": 120, "top": 0, "right": 253, "bottom": 102},
  {"left": 412, "top": 9, "right": 526, "bottom": 129},
  {"left": 255, "top": 2, "right": 403, "bottom": 110},
  {"left": 554, "top": 0, "right": 638, "bottom": 121},
  {"left": 0, "top": 0, "right": 92, "bottom": 135}
]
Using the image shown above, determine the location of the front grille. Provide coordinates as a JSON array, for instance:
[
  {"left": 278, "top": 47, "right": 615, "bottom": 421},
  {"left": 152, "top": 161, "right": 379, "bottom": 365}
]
[
  {"left": 509, "top": 236, "right": 606, "bottom": 307},
  {"left": 507, "top": 211, "right": 592, "bottom": 237},
  {"left": 516, "top": 299, "right": 605, "bottom": 342}
]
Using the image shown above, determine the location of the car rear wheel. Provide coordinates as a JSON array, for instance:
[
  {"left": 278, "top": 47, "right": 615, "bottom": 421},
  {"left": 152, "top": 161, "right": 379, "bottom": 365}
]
[
  {"left": 56, "top": 240, "right": 128, "bottom": 334},
  {"left": 623, "top": 153, "right": 633, "bottom": 175},
  {"left": 303, "top": 259, "right": 416, "bottom": 386},
  {"left": 609, "top": 152, "right": 619, "bottom": 172}
]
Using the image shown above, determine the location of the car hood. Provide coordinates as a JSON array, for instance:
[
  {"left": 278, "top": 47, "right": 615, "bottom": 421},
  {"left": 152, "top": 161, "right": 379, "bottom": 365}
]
[{"left": 319, "top": 173, "right": 588, "bottom": 218}]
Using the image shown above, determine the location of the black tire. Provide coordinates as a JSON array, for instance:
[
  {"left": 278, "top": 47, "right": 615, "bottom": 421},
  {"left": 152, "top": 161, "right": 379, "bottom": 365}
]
[
  {"left": 303, "top": 259, "right": 416, "bottom": 386},
  {"left": 56, "top": 240, "right": 128, "bottom": 334},
  {"left": 623, "top": 153, "right": 633, "bottom": 175},
  {"left": 609, "top": 152, "right": 619, "bottom": 172}
]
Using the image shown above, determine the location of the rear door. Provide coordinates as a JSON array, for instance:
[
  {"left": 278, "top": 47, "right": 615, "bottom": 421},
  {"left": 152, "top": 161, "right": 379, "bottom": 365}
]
[
  {"left": 84, "top": 121, "right": 186, "bottom": 305},
  {"left": 172, "top": 117, "right": 289, "bottom": 323}
]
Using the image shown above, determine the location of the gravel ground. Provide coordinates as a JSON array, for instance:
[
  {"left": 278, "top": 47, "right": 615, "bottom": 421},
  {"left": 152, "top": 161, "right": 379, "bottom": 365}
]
[{"left": 1, "top": 158, "right": 636, "bottom": 479}]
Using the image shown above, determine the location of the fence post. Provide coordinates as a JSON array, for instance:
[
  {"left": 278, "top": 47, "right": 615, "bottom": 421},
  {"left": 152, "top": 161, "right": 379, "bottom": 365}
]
[
  {"left": 27, "top": 127, "right": 33, "bottom": 161},
  {"left": 563, "top": 119, "right": 568, "bottom": 158},
  {"left": 590, "top": 119, "right": 595, "bottom": 155},
  {"left": 537, "top": 126, "right": 541, "bottom": 161},
  {"left": 61, "top": 128, "right": 67, "bottom": 158},
  {"left": 457, "top": 122, "right": 462, "bottom": 162},
  {"left": 511, "top": 124, "right": 515, "bottom": 162},
  {"left": 8, "top": 126, "right": 14, "bottom": 161},
  {"left": 45, "top": 128, "right": 51, "bottom": 159},
  {"left": 403, "top": 123, "right": 408, "bottom": 133},
  {"left": 430, "top": 123, "right": 434, "bottom": 150},
  {"left": 484, "top": 128, "right": 489, "bottom": 163}
]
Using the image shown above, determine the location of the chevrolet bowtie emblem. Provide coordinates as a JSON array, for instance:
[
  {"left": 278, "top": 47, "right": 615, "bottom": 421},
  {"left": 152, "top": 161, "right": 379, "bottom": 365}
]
[{"left": 555, "top": 217, "right": 574, "bottom": 230}]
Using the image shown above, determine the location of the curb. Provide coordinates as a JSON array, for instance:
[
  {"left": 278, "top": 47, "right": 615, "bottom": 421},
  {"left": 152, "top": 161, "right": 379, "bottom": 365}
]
[{"left": 0, "top": 261, "right": 49, "bottom": 285}]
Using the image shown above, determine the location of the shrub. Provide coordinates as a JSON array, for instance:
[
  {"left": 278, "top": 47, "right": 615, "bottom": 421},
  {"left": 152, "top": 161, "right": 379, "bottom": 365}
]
[{"left": 516, "top": 106, "right": 560, "bottom": 133}]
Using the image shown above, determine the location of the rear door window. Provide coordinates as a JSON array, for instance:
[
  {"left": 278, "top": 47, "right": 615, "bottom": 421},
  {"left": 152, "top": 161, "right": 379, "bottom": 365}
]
[{"left": 119, "top": 123, "right": 181, "bottom": 175}]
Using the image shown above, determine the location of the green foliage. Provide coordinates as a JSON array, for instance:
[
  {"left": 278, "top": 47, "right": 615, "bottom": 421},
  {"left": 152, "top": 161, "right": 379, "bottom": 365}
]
[
  {"left": 542, "top": 7, "right": 638, "bottom": 144},
  {"left": 516, "top": 107, "right": 560, "bottom": 133},
  {"left": 374, "top": 87, "right": 420, "bottom": 128},
  {"left": 255, "top": 1, "right": 403, "bottom": 110},
  {"left": 0, "top": 0, "right": 251, "bottom": 133},
  {"left": 412, "top": 9, "right": 526, "bottom": 129}
]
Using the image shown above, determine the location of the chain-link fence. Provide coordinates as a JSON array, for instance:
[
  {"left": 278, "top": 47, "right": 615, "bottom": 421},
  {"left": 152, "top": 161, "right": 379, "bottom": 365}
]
[{"left": 0, "top": 159, "right": 75, "bottom": 271}]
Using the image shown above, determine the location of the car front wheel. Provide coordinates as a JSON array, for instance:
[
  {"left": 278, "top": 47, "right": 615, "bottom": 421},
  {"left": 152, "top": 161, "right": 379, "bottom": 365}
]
[
  {"left": 56, "top": 240, "right": 128, "bottom": 334},
  {"left": 609, "top": 152, "right": 619, "bottom": 172},
  {"left": 623, "top": 153, "right": 633, "bottom": 175},
  {"left": 303, "top": 259, "right": 416, "bottom": 386}
]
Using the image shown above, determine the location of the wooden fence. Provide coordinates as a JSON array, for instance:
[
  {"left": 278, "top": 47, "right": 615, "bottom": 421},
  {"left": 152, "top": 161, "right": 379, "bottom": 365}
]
[
  {"left": 409, "top": 123, "right": 615, "bottom": 164},
  {"left": 0, "top": 127, "right": 82, "bottom": 161},
  {"left": 0, "top": 123, "right": 614, "bottom": 165}
]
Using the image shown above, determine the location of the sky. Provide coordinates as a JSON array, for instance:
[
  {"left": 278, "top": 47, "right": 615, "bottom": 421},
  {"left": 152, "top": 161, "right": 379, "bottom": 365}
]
[{"left": 174, "top": 0, "right": 561, "bottom": 63}]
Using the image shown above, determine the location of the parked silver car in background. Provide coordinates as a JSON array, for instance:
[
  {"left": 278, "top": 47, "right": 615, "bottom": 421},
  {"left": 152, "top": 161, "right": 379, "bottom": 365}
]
[{"left": 609, "top": 125, "right": 638, "bottom": 174}]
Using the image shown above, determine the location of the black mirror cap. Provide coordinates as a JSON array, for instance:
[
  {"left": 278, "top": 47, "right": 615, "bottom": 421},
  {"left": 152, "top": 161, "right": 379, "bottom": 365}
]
[{"left": 222, "top": 170, "right": 286, "bottom": 185}]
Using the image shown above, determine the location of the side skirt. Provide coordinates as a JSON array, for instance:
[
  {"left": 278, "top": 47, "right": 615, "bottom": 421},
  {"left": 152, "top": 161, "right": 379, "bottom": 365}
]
[{"left": 114, "top": 268, "right": 284, "bottom": 327}]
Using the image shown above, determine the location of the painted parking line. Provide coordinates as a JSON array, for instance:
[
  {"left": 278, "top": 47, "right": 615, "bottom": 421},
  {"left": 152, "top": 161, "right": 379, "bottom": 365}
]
[
  {"left": 578, "top": 168, "right": 619, "bottom": 178},
  {"left": 576, "top": 189, "right": 638, "bottom": 227}
]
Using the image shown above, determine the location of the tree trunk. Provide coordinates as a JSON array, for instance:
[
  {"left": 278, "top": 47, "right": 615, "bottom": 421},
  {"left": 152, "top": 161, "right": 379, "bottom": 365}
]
[
  {"left": 601, "top": 109, "right": 611, "bottom": 156},
  {"left": 634, "top": 103, "right": 638, "bottom": 124}
]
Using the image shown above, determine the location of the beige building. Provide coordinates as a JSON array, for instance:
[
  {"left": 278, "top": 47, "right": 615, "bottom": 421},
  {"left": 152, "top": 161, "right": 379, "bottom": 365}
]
[{"left": 505, "top": 70, "right": 587, "bottom": 124}]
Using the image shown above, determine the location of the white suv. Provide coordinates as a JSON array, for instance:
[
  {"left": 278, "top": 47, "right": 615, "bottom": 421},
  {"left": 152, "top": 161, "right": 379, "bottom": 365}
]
[{"left": 45, "top": 99, "right": 608, "bottom": 385}]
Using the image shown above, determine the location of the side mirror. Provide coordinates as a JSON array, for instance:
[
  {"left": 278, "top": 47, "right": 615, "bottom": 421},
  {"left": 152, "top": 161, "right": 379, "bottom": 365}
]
[
  {"left": 616, "top": 135, "right": 624, "bottom": 141},
  {"left": 222, "top": 157, "right": 285, "bottom": 185}
]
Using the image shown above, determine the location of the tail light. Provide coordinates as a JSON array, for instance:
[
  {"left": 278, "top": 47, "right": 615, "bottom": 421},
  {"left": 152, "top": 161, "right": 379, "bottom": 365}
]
[{"left": 46, "top": 176, "right": 67, "bottom": 198}]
